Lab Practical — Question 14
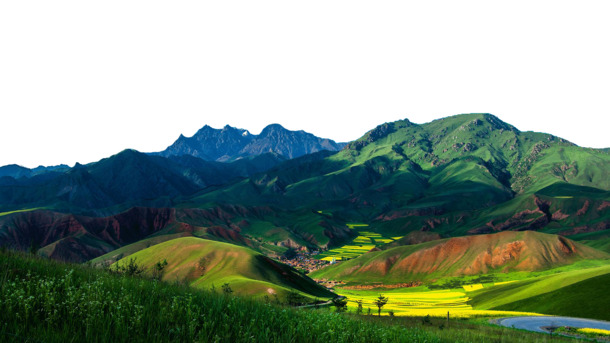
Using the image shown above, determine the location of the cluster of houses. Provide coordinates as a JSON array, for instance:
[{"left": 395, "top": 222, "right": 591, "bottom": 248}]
[{"left": 278, "top": 251, "right": 330, "bottom": 273}]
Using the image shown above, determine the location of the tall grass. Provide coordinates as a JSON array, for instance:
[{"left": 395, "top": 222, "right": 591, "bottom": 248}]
[
  {"left": 0, "top": 251, "right": 578, "bottom": 342},
  {"left": 0, "top": 250, "right": 434, "bottom": 342}
]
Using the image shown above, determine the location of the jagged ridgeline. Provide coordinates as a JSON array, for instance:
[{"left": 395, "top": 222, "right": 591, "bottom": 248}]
[
  {"left": 192, "top": 113, "right": 610, "bottom": 245},
  {"left": 156, "top": 123, "right": 346, "bottom": 161},
  {"left": 0, "top": 123, "right": 344, "bottom": 216},
  {"left": 1, "top": 113, "right": 609, "bottom": 262}
]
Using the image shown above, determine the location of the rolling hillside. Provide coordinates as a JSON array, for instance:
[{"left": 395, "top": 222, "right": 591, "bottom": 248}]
[
  {"left": 310, "top": 231, "right": 609, "bottom": 284},
  {"left": 469, "top": 264, "right": 610, "bottom": 321},
  {"left": 113, "top": 237, "right": 334, "bottom": 299}
]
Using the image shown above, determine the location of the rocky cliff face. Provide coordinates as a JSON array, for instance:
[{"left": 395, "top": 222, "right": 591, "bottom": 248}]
[{"left": 157, "top": 123, "right": 345, "bottom": 161}]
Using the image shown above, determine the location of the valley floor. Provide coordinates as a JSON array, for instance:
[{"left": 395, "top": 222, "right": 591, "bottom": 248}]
[{"left": 335, "top": 286, "right": 541, "bottom": 319}]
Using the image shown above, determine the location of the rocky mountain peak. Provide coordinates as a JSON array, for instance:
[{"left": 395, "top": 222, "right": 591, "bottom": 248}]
[{"left": 157, "top": 123, "right": 344, "bottom": 161}]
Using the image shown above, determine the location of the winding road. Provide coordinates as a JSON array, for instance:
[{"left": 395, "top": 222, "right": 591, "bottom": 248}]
[
  {"left": 297, "top": 296, "right": 346, "bottom": 309},
  {"left": 496, "top": 316, "right": 610, "bottom": 334}
]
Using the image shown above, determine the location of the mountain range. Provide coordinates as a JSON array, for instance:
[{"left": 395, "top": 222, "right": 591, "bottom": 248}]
[
  {"left": 4, "top": 113, "right": 610, "bottom": 342},
  {"left": 1, "top": 113, "right": 610, "bottom": 302},
  {"left": 0, "top": 123, "right": 348, "bottom": 215},
  {"left": 156, "top": 123, "right": 346, "bottom": 161},
  {"left": 187, "top": 114, "right": 610, "bottom": 248}
]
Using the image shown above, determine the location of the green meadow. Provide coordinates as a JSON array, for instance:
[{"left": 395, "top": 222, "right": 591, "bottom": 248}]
[
  {"left": 0, "top": 250, "right": 581, "bottom": 342},
  {"left": 470, "top": 264, "right": 610, "bottom": 321},
  {"left": 110, "top": 237, "right": 333, "bottom": 300}
]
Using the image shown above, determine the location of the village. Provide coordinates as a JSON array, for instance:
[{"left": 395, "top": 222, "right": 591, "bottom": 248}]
[{"left": 277, "top": 250, "right": 331, "bottom": 274}]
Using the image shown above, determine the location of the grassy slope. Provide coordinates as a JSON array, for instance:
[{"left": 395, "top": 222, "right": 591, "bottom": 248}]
[
  {"left": 582, "top": 236, "right": 610, "bottom": 253},
  {"left": 565, "top": 227, "right": 610, "bottom": 253},
  {"left": 470, "top": 265, "right": 610, "bottom": 321},
  {"left": 113, "top": 237, "right": 334, "bottom": 299},
  {"left": 310, "top": 231, "right": 609, "bottom": 284},
  {"left": 492, "top": 272, "right": 610, "bottom": 321},
  {"left": 0, "top": 250, "right": 579, "bottom": 343},
  {"left": 89, "top": 232, "right": 192, "bottom": 266},
  {"left": 456, "top": 183, "right": 610, "bottom": 237}
]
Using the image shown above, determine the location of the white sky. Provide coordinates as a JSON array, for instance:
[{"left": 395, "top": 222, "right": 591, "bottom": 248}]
[{"left": 1, "top": 1, "right": 609, "bottom": 168}]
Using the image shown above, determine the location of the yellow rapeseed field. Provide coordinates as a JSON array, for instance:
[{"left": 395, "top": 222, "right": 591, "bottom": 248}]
[
  {"left": 337, "top": 287, "right": 542, "bottom": 318},
  {"left": 493, "top": 281, "right": 517, "bottom": 286},
  {"left": 577, "top": 328, "right": 610, "bottom": 336},
  {"left": 462, "top": 284, "right": 484, "bottom": 292},
  {"left": 317, "top": 229, "right": 402, "bottom": 261}
]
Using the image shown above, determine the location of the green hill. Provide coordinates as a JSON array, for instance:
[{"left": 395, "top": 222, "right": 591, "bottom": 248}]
[
  {"left": 89, "top": 233, "right": 191, "bottom": 266},
  {"left": 469, "top": 264, "right": 610, "bottom": 321},
  {"left": 310, "top": 231, "right": 609, "bottom": 284},
  {"left": 113, "top": 237, "right": 334, "bottom": 299}
]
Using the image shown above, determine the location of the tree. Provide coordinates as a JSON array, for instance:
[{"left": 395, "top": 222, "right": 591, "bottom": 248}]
[
  {"left": 152, "top": 259, "right": 168, "bottom": 281},
  {"left": 282, "top": 247, "right": 298, "bottom": 260},
  {"left": 197, "top": 257, "right": 208, "bottom": 275},
  {"left": 332, "top": 297, "right": 348, "bottom": 313},
  {"left": 113, "top": 257, "right": 144, "bottom": 277},
  {"left": 286, "top": 289, "right": 305, "bottom": 306},
  {"left": 28, "top": 241, "right": 40, "bottom": 255},
  {"left": 125, "top": 258, "right": 145, "bottom": 276},
  {"left": 221, "top": 283, "right": 233, "bottom": 295},
  {"left": 355, "top": 300, "right": 364, "bottom": 315},
  {"left": 373, "top": 294, "right": 389, "bottom": 316}
]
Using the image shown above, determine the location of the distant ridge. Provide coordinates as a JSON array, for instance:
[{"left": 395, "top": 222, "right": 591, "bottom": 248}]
[
  {"left": 0, "top": 149, "right": 287, "bottom": 215},
  {"left": 157, "top": 123, "right": 345, "bottom": 161},
  {"left": 0, "top": 164, "right": 70, "bottom": 179},
  {"left": 310, "top": 231, "right": 610, "bottom": 283}
]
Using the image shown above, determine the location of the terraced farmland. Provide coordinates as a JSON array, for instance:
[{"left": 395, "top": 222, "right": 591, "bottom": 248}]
[
  {"left": 462, "top": 284, "right": 484, "bottom": 292},
  {"left": 317, "top": 224, "right": 401, "bottom": 261}
]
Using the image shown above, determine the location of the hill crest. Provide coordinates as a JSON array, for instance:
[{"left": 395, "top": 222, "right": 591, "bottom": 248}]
[
  {"left": 310, "top": 231, "right": 609, "bottom": 283},
  {"left": 114, "top": 236, "right": 334, "bottom": 299}
]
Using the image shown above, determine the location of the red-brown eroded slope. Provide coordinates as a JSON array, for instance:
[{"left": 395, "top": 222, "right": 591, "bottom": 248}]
[
  {"left": 312, "top": 231, "right": 610, "bottom": 283},
  {"left": 0, "top": 206, "right": 262, "bottom": 262}
]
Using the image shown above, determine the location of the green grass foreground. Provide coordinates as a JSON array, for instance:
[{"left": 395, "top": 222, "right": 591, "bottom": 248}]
[{"left": 0, "top": 251, "right": 580, "bottom": 342}]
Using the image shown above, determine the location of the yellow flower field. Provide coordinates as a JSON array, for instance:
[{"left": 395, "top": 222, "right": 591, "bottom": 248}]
[
  {"left": 577, "top": 328, "right": 610, "bottom": 336},
  {"left": 493, "top": 280, "right": 517, "bottom": 286},
  {"left": 462, "top": 284, "right": 484, "bottom": 292},
  {"left": 317, "top": 228, "right": 402, "bottom": 261},
  {"left": 346, "top": 223, "right": 370, "bottom": 229},
  {"left": 337, "top": 287, "right": 542, "bottom": 318}
]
